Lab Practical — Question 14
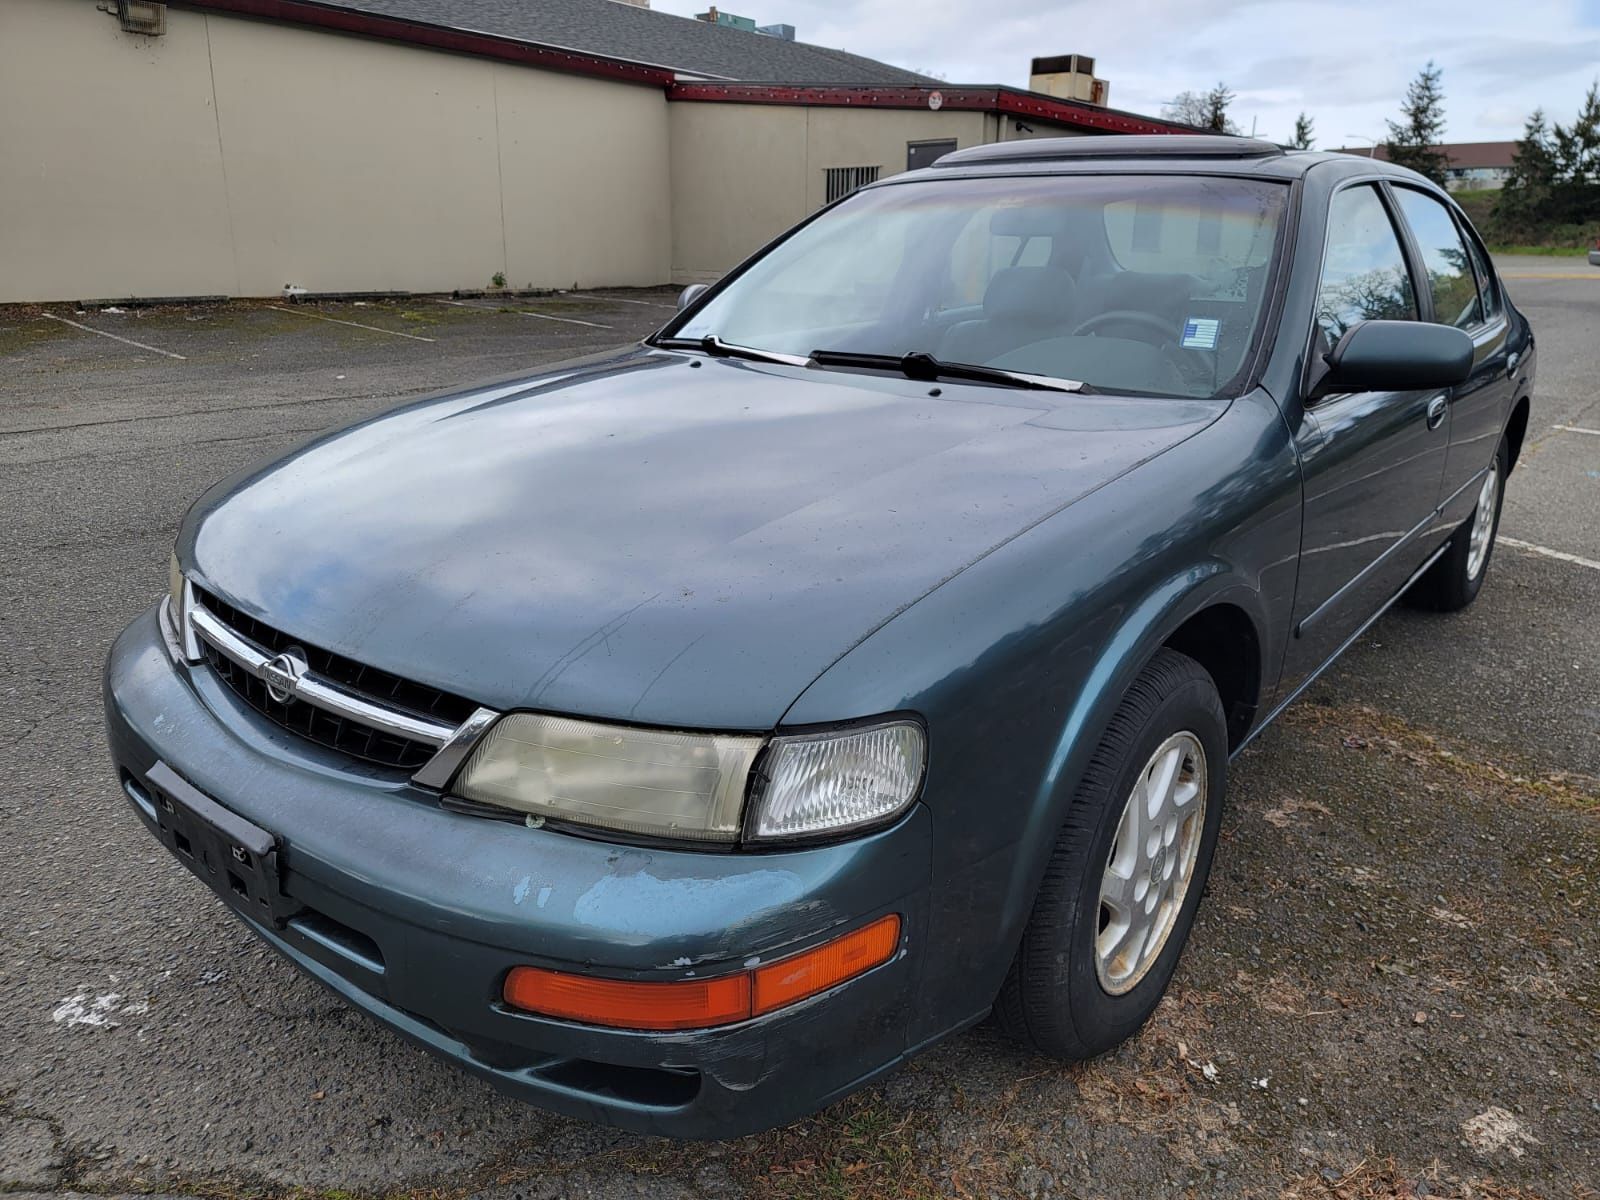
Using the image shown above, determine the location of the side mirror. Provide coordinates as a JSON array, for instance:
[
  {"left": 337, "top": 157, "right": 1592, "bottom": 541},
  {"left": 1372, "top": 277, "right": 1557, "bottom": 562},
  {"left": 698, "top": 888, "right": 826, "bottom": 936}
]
[
  {"left": 1313, "top": 320, "right": 1474, "bottom": 398},
  {"left": 677, "top": 283, "right": 709, "bottom": 311}
]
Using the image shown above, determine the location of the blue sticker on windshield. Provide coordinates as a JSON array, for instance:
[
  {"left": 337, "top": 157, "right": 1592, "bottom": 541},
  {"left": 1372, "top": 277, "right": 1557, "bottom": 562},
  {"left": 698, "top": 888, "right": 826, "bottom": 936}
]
[{"left": 1180, "top": 317, "right": 1219, "bottom": 350}]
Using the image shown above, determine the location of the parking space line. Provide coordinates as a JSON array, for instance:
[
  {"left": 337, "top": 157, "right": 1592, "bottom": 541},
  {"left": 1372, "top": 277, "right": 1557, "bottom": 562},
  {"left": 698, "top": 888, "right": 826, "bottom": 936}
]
[
  {"left": 41, "top": 313, "right": 186, "bottom": 360},
  {"left": 513, "top": 310, "right": 612, "bottom": 329},
  {"left": 1500, "top": 537, "right": 1600, "bottom": 573},
  {"left": 431, "top": 298, "right": 611, "bottom": 329},
  {"left": 1552, "top": 424, "right": 1600, "bottom": 437},
  {"left": 589, "top": 294, "right": 677, "bottom": 310},
  {"left": 265, "top": 304, "right": 435, "bottom": 342}
]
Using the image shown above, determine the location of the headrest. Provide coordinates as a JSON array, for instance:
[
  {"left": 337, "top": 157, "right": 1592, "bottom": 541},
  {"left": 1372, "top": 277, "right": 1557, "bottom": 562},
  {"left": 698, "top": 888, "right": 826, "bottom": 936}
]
[
  {"left": 1083, "top": 271, "right": 1192, "bottom": 318},
  {"left": 983, "top": 267, "right": 1077, "bottom": 325},
  {"left": 989, "top": 205, "right": 1072, "bottom": 238}
]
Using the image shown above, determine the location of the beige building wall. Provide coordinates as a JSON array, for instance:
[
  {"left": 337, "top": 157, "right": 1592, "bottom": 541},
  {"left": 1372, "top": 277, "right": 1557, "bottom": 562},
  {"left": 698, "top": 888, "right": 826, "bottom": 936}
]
[
  {"left": 669, "top": 104, "right": 1085, "bottom": 284},
  {"left": 997, "top": 116, "right": 1090, "bottom": 142},
  {"left": 0, "top": 1, "right": 1097, "bottom": 301},
  {"left": 0, "top": 0, "right": 670, "bottom": 302},
  {"left": 668, "top": 103, "right": 813, "bottom": 288},
  {"left": 0, "top": 0, "right": 239, "bottom": 301},
  {"left": 670, "top": 103, "right": 993, "bottom": 284}
]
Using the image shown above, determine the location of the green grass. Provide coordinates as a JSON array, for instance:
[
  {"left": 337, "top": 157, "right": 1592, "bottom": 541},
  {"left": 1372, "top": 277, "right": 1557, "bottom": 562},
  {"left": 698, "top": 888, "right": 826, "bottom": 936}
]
[{"left": 1487, "top": 244, "right": 1592, "bottom": 256}]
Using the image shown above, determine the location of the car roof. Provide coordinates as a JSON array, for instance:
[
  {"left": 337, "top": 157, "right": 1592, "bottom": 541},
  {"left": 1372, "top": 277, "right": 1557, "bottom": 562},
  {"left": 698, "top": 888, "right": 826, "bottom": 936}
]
[{"left": 919, "top": 135, "right": 1436, "bottom": 185}]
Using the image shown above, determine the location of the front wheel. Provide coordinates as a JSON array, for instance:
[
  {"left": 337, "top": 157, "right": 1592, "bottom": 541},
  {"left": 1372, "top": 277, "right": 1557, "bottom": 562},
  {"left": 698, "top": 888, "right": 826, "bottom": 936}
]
[
  {"left": 1406, "top": 437, "right": 1508, "bottom": 612},
  {"left": 994, "top": 648, "right": 1227, "bottom": 1059}
]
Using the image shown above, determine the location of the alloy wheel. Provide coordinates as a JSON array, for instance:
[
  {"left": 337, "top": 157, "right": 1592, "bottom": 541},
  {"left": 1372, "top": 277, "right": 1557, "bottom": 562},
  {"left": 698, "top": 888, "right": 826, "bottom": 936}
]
[
  {"left": 1095, "top": 732, "right": 1207, "bottom": 995},
  {"left": 1466, "top": 464, "right": 1499, "bottom": 582}
]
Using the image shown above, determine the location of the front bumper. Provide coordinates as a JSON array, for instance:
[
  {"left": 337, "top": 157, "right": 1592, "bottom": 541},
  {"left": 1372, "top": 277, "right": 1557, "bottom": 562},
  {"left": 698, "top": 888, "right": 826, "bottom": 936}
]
[{"left": 104, "top": 605, "right": 934, "bottom": 1138}]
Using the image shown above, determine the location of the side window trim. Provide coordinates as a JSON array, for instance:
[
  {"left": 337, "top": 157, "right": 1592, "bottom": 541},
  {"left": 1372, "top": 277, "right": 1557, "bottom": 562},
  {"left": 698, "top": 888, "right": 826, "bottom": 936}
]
[
  {"left": 1300, "top": 177, "right": 1421, "bottom": 401},
  {"left": 1377, "top": 181, "right": 1438, "bottom": 325},
  {"left": 1453, "top": 207, "right": 1504, "bottom": 327}
]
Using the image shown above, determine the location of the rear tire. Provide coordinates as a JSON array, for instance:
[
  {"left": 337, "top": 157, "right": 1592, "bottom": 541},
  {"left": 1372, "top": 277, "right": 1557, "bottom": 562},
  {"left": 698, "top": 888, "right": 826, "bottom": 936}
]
[
  {"left": 994, "top": 649, "right": 1227, "bottom": 1059},
  {"left": 1406, "top": 437, "right": 1508, "bottom": 612}
]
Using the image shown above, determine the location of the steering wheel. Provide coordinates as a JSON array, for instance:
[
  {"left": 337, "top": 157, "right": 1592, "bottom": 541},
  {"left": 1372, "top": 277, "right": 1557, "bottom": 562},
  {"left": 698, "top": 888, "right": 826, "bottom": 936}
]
[{"left": 1069, "top": 310, "right": 1180, "bottom": 346}]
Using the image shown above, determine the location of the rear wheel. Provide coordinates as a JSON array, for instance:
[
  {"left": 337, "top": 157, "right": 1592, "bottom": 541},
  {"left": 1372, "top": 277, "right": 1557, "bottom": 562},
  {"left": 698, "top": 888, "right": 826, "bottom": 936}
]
[
  {"left": 1407, "top": 437, "right": 1508, "bottom": 612},
  {"left": 995, "top": 649, "right": 1227, "bottom": 1059}
]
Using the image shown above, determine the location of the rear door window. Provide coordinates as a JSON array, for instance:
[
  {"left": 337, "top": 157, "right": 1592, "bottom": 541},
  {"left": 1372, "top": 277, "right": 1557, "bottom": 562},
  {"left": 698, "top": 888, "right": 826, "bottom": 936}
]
[
  {"left": 1315, "top": 185, "right": 1418, "bottom": 346},
  {"left": 1391, "top": 187, "right": 1484, "bottom": 330}
]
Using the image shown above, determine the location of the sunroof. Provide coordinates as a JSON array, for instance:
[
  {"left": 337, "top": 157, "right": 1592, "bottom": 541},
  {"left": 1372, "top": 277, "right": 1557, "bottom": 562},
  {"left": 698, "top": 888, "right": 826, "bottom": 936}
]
[{"left": 938, "top": 135, "right": 1286, "bottom": 168}]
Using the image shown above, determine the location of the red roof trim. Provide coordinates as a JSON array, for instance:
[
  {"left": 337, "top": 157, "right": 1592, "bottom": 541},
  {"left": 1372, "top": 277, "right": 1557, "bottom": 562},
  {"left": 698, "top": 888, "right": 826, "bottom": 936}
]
[
  {"left": 666, "top": 83, "right": 1196, "bottom": 136},
  {"left": 173, "top": 0, "right": 675, "bottom": 86},
  {"left": 169, "top": 3, "right": 1190, "bottom": 132}
]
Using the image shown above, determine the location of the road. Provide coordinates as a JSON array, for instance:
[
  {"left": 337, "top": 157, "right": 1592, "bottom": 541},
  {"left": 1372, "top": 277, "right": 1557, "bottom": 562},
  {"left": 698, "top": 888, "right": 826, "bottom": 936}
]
[{"left": 1, "top": 265, "right": 1595, "bottom": 1200}]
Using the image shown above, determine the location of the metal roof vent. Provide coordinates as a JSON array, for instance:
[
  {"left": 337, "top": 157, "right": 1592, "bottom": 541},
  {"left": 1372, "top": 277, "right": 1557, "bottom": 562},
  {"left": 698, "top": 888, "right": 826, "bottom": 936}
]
[
  {"left": 1030, "top": 54, "right": 1108, "bottom": 106},
  {"left": 937, "top": 135, "right": 1286, "bottom": 168},
  {"left": 101, "top": 0, "right": 166, "bottom": 35}
]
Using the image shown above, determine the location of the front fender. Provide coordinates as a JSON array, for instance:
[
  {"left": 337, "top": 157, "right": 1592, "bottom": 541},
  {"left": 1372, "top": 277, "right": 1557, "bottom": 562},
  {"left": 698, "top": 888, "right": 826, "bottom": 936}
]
[
  {"left": 781, "top": 389, "right": 1300, "bottom": 1039},
  {"left": 1013, "top": 567, "right": 1271, "bottom": 931}
]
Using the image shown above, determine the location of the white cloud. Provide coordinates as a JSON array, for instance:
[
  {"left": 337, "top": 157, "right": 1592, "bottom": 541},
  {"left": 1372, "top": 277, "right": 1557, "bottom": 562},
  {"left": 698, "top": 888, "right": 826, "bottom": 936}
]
[{"left": 654, "top": 0, "right": 1600, "bottom": 142}]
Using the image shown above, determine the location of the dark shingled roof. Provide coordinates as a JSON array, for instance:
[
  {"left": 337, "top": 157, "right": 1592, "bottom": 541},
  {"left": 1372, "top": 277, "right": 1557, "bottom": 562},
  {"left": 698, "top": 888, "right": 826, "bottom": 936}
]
[{"left": 324, "top": 0, "right": 941, "bottom": 84}]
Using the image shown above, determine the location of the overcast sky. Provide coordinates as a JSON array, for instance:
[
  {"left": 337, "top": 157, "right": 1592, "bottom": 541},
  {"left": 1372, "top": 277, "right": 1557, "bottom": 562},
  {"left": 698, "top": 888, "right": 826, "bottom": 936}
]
[{"left": 652, "top": 0, "right": 1600, "bottom": 145}]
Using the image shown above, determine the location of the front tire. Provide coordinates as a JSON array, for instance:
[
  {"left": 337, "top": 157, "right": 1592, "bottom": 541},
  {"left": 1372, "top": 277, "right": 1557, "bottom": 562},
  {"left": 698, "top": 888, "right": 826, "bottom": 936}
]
[
  {"left": 1406, "top": 438, "right": 1507, "bottom": 612},
  {"left": 995, "top": 649, "right": 1227, "bottom": 1059}
]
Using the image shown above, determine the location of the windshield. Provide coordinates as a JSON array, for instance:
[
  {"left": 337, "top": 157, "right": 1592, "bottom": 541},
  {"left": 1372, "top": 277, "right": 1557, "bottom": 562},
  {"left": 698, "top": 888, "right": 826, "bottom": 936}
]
[{"left": 667, "top": 173, "right": 1289, "bottom": 399}]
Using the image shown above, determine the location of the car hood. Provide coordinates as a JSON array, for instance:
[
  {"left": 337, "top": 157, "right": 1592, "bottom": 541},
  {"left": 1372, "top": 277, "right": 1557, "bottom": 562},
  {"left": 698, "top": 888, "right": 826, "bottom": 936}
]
[{"left": 184, "top": 349, "right": 1224, "bottom": 729}]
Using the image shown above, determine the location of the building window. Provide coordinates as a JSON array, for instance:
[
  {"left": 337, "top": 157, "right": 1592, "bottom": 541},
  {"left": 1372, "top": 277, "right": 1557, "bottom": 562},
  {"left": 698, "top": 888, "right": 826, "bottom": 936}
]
[
  {"left": 907, "top": 140, "right": 957, "bottom": 171},
  {"left": 825, "top": 165, "right": 881, "bottom": 205}
]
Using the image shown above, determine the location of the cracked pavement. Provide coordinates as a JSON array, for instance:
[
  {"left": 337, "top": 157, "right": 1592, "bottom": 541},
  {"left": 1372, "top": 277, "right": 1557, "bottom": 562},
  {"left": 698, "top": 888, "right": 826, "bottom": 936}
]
[{"left": 2, "top": 266, "right": 1596, "bottom": 1199}]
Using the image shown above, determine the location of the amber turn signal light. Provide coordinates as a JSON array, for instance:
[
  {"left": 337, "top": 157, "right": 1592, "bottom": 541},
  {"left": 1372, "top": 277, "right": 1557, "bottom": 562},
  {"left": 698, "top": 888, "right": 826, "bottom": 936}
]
[
  {"left": 502, "top": 967, "right": 751, "bottom": 1031},
  {"left": 751, "top": 913, "right": 901, "bottom": 1015},
  {"left": 503, "top": 914, "right": 902, "bottom": 1031}
]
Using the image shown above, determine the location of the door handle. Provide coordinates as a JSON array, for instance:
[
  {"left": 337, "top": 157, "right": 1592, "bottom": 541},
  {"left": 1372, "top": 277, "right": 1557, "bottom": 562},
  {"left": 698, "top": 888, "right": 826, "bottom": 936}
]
[
  {"left": 1506, "top": 351, "right": 1520, "bottom": 378},
  {"left": 1426, "top": 394, "right": 1448, "bottom": 431}
]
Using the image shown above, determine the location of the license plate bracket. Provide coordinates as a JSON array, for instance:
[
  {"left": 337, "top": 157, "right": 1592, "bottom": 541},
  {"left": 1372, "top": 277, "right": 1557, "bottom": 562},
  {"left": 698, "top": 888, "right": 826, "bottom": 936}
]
[{"left": 145, "top": 761, "right": 300, "bottom": 927}]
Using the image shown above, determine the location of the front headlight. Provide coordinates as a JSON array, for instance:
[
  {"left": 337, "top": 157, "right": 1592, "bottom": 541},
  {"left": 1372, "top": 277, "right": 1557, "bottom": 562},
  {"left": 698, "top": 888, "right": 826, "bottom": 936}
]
[
  {"left": 168, "top": 551, "right": 185, "bottom": 616},
  {"left": 454, "top": 713, "right": 763, "bottom": 843},
  {"left": 163, "top": 550, "right": 200, "bottom": 664},
  {"left": 452, "top": 714, "right": 925, "bottom": 845}
]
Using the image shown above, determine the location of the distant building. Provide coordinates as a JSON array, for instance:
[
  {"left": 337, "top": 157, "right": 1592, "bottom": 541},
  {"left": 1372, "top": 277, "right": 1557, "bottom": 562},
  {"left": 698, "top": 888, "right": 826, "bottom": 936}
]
[
  {"left": 693, "top": 8, "right": 796, "bottom": 40},
  {"left": 1332, "top": 142, "right": 1518, "bottom": 191},
  {"left": 5, "top": 0, "right": 1197, "bottom": 303}
]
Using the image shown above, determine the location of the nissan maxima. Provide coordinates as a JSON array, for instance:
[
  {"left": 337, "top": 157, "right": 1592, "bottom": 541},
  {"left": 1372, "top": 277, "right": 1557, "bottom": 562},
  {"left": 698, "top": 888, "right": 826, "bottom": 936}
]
[{"left": 105, "top": 135, "right": 1534, "bottom": 1138}]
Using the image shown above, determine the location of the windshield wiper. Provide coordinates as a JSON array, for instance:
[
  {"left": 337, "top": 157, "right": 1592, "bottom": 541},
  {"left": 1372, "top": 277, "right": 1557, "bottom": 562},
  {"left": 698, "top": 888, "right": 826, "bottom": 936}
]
[
  {"left": 808, "top": 349, "right": 1089, "bottom": 394},
  {"left": 655, "top": 334, "right": 811, "bottom": 367}
]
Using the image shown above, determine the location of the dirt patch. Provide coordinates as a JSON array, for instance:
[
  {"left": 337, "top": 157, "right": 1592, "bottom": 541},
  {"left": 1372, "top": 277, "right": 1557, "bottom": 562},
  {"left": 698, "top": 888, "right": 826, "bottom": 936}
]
[{"left": 0, "top": 311, "right": 74, "bottom": 358}]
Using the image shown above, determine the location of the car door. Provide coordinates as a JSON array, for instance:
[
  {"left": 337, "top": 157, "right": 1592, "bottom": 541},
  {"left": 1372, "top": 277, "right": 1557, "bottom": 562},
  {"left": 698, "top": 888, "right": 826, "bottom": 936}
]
[
  {"left": 1389, "top": 186, "right": 1517, "bottom": 521},
  {"left": 1283, "top": 182, "right": 1450, "bottom": 688}
]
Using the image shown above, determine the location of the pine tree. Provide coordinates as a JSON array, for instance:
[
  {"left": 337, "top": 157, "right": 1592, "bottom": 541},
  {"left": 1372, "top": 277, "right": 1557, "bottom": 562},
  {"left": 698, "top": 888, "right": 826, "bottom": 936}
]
[
  {"left": 1290, "top": 112, "right": 1315, "bottom": 150},
  {"left": 1549, "top": 81, "right": 1600, "bottom": 222},
  {"left": 1495, "top": 109, "right": 1556, "bottom": 228},
  {"left": 1203, "top": 83, "right": 1241, "bottom": 135},
  {"left": 1491, "top": 82, "right": 1600, "bottom": 244},
  {"left": 1384, "top": 62, "right": 1449, "bottom": 185}
]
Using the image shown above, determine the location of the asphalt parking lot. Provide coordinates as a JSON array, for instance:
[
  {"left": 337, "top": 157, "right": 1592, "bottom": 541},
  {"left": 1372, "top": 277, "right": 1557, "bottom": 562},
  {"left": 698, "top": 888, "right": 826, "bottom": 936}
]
[{"left": 1, "top": 262, "right": 1596, "bottom": 1200}]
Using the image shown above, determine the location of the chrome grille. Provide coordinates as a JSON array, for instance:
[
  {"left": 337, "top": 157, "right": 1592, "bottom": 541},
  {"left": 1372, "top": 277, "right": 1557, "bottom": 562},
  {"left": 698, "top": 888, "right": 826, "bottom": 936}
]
[{"left": 191, "top": 588, "right": 480, "bottom": 773}]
